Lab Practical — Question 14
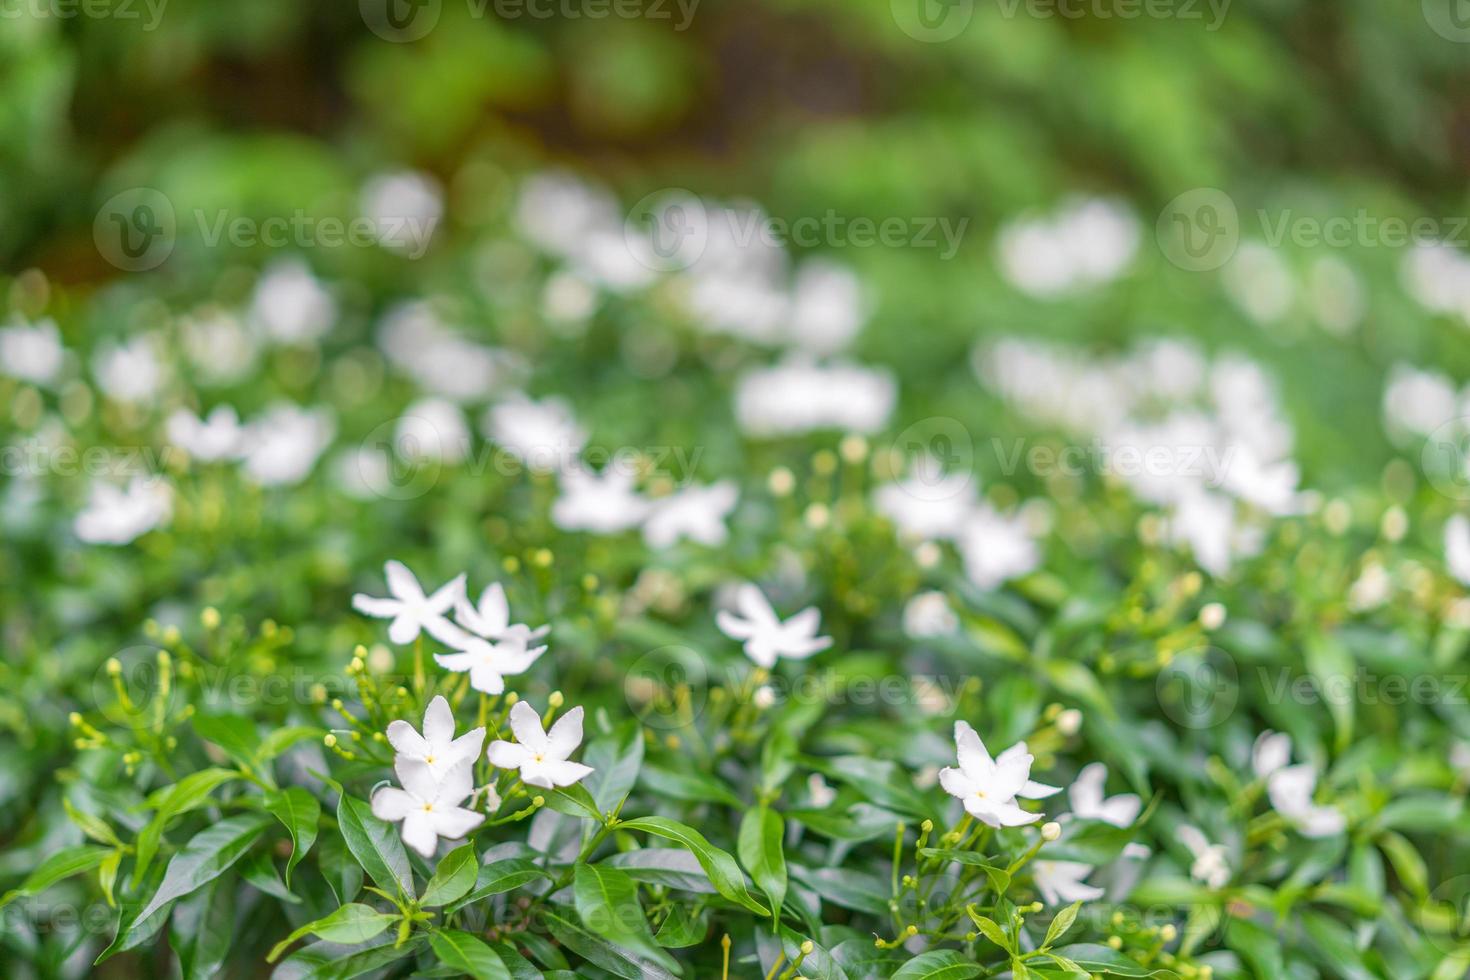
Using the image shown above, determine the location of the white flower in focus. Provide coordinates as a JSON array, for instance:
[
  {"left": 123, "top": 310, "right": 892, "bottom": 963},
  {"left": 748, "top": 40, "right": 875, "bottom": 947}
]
[
  {"left": 1251, "top": 730, "right": 1292, "bottom": 780},
  {"left": 370, "top": 758, "right": 483, "bottom": 858},
  {"left": 1177, "top": 825, "right": 1231, "bottom": 889},
  {"left": 166, "top": 406, "right": 246, "bottom": 462},
  {"left": 74, "top": 476, "right": 171, "bottom": 545},
  {"left": 1446, "top": 515, "right": 1470, "bottom": 587},
  {"left": 386, "top": 695, "right": 485, "bottom": 782},
  {"left": 93, "top": 336, "right": 164, "bottom": 405},
  {"left": 1032, "top": 860, "right": 1105, "bottom": 906},
  {"left": 241, "top": 403, "right": 334, "bottom": 486},
  {"left": 454, "top": 582, "right": 548, "bottom": 644},
  {"left": 938, "top": 721, "right": 1061, "bottom": 827},
  {"left": 486, "top": 701, "right": 594, "bottom": 789},
  {"left": 484, "top": 396, "right": 585, "bottom": 474},
  {"left": 249, "top": 260, "right": 336, "bottom": 344},
  {"left": 957, "top": 504, "right": 1040, "bottom": 590},
  {"left": 551, "top": 465, "right": 649, "bottom": 534},
  {"left": 642, "top": 481, "right": 738, "bottom": 549},
  {"left": 352, "top": 560, "right": 470, "bottom": 646},
  {"left": 1066, "top": 763, "right": 1141, "bottom": 828},
  {"left": 1266, "top": 764, "right": 1345, "bottom": 838},
  {"left": 715, "top": 583, "right": 833, "bottom": 669},
  {"left": 394, "top": 398, "right": 471, "bottom": 464},
  {"left": 361, "top": 170, "right": 443, "bottom": 258},
  {"left": 0, "top": 317, "right": 64, "bottom": 385},
  {"left": 902, "top": 591, "right": 958, "bottom": 639},
  {"left": 434, "top": 635, "right": 546, "bottom": 696}
]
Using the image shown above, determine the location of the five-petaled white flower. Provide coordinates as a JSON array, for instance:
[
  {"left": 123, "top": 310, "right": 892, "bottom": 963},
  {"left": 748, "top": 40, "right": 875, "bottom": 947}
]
[
  {"left": 1032, "top": 860, "right": 1105, "bottom": 906},
  {"left": 1266, "top": 764, "right": 1345, "bottom": 838},
  {"left": 371, "top": 757, "right": 483, "bottom": 858},
  {"left": 454, "top": 582, "right": 549, "bottom": 645},
  {"left": 1067, "top": 763, "right": 1141, "bottom": 828},
  {"left": 385, "top": 695, "right": 485, "bottom": 782},
  {"left": 1177, "top": 825, "right": 1231, "bottom": 889},
  {"left": 642, "top": 480, "right": 739, "bottom": 549},
  {"left": 715, "top": 584, "right": 833, "bottom": 669},
  {"left": 352, "top": 560, "right": 469, "bottom": 646},
  {"left": 486, "top": 701, "right": 593, "bottom": 789},
  {"left": 434, "top": 635, "right": 546, "bottom": 696},
  {"left": 938, "top": 721, "right": 1061, "bottom": 827}
]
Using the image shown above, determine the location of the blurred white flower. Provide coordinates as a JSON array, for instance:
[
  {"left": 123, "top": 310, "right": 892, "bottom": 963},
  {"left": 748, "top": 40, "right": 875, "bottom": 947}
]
[
  {"left": 250, "top": 260, "right": 336, "bottom": 344},
  {"left": 1267, "top": 764, "right": 1345, "bottom": 838},
  {"left": 957, "top": 504, "right": 1040, "bottom": 590},
  {"left": 734, "top": 358, "right": 896, "bottom": 437},
  {"left": 0, "top": 317, "right": 64, "bottom": 385},
  {"left": 1447, "top": 515, "right": 1470, "bottom": 587},
  {"left": 484, "top": 396, "right": 585, "bottom": 474},
  {"left": 394, "top": 398, "right": 470, "bottom": 464},
  {"left": 1032, "top": 860, "right": 1104, "bottom": 905},
  {"left": 715, "top": 583, "right": 833, "bottom": 669},
  {"left": 386, "top": 695, "right": 485, "bottom": 782},
  {"left": 1348, "top": 562, "right": 1391, "bottom": 611},
  {"left": 352, "top": 559, "right": 469, "bottom": 646},
  {"left": 902, "top": 591, "right": 958, "bottom": 639},
  {"left": 1401, "top": 240, "right": 1470, "bottom": 321},
  {"left": 787, "top": 259, "right": 866, "bottom": 354},
  {"left": 361, "top": 170, "right": 442, "bottom": 258},
  {"left": 542, "top": 270, "right": 598, "bottom": 325},
  {"left": 552, "top": 465, "right": 649, "bottom": 534},
  {"left": 377, "top": 302, "right": 515, "bottom": 403},
  {"left": 370, "top": 758, "right": 482, "bottom": 858},
  {"left": 166, "top": 406, "right": 246, "bottom": 462},
  {"left": 241, "top": 403, "right": 334, "bottom": 486},
  {"left": 181, "top": 310, "right": 259, "bottom": 386},
  {"left": 938, "top": 722, "right": 1061, "bottom": 827},
  {"left": 74, "top": 475, "right": 171, "bottom": 545},
  {"left": 1067, "top": 763, "right": 1141, "bottom": 827},
  {"left": 1251, "top": 730, "right": 1292, "bottom": 780},
  {"left": 997, "top": 197, "right": 1138, "bottom": 298},
  {"left": 642, "top": 480, "right": 738, "bottom": 549},
  {"left": 1307, "top": 256, "right": 1364, "bottom": 335},
  {"left": 93, "top": 336, "right": 164, "bottom": 405},
  {"left": 1223, "top": 242, "right": 1293, "bottom": 325},
  {"left": 874, "top": 456, "right": 977, "bottom": 543},
  {"left": 1382, "top": 363, "right": 1458, "bottom": 441},
  {"left": 807, "top": 773, "right": 837, "bottom": 807},
  {"left": 1177, "top": 825, "right": 1230, "bottom": 889},
  {"left": 486, "top": 701, "right": 594, "bottom": 789},
  {"left": 1166, "top": 489, "right": 1237, "bottom": 577}
]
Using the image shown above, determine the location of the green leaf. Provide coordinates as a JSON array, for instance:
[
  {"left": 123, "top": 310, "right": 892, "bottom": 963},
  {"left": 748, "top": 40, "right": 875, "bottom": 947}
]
[
  {"left": 137, "top": 813, "right": 271, "bottom": 923},
  {"left": 638, "top": 764, "right": 742, "bottom": 807},
  {"left": 890, "top": 949, "right": 983, "bottom": 979},
  {"left": 268, "top": 903, "right": 398, "bottom": 962},
  {"left": 574, "top": 863, "right": 680, "bottom": 972},
  {"left": 1043, "top": 900, "right": 1081, "bottom": 948},
  {"left": 0, "top": 845, "right": 111, "bottom": 909},
  {"left": 737, "top": 806, "right": 787, "bottom": 919},
  {"left": 653, "top": 904, "right": 706, "bottom": 948},
  {"left": 421, "top": 843, "right": 478, "bottom": 907},
  {"left": 256, "top": 725, "right": 325, "bottom": 764},
  {"left": 543, "top": 783, "right": 604, "bottom": 823},
  {"left": 63, "top": 798, "right": 122, "bottom": 847},
  {"left": 133, "top": 767, "right": 242, "bottom": 885},
  {"left": 265, "top": 786, "right": 321, "bottom": 887},
  {"left": 539, "top": 907, "right": 680, "bottom": 980},
  {"left": 240, "top": 850, "right": 299, "bottom": 903},
  {"left": 1046, "top": 944, "right": 1170, "bottom": 976},
  {"left": 1304, "top": 633, "right": 1354, "bottom": 753},
  {"left": 445, "top": 857, "right": 550, "bottom": 913},
  {"left": 965, "top": 907, "right": 1011, "bottom": 954},
  {"left": 171, "top": 876, "right": 236, "bottom": 980},
  {"left": 431, "top": 929, "right": 513, "bottom": 980},
  {"left": 192, "top": 713, "right": 262, "bottom": 770},
  {"left": 918, "top": 849, "right": 1010, "bottom": 893},
  {"left": 618, "top": 816, "right": 769, "bottom": 916},
  {"left": 337, "top": 792, "right": 414, "bottom": 900},
  {"left": 584, "top": 725, "right": 644, "bottom": 816}
]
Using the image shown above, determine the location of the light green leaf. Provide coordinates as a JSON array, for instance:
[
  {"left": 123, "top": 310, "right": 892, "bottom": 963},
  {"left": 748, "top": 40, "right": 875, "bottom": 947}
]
[
  {"left": 431, "top": 929, "right": 512, "bottom": 980},
  {"left": 264, "top": 786, "right": 321, "bottom": 887},
  {"left": 890, "top": 949, "right": 982, "bottom": 979},
  {"left": 421, "top": 843, "right": 478, "bottom": 907},
  {"left": 268, "top": 903, "right": 398, "bottom": 962},
  {"left": 618, "top": 816, "right": 769, "bottom": 917},
  {"left": 133, "top": 768, "right": 242, "bottom": 885},
  {"left": 737, "top": 806, "right": 787, "bottom": 920},
  {"left": 0, "top": 845, "right": 111, "bottom": 909},
  {"left": 337, "top": 792, "right": 414, "bottom": 900}
]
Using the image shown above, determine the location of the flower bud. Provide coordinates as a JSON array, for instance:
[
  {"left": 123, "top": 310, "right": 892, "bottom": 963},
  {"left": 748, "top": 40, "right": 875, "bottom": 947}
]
[{"left": 1041, "top": 821, "right": 1061, "bottom": 841}]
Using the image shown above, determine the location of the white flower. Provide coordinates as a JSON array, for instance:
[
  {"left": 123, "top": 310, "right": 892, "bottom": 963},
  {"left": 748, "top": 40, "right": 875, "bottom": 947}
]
[
  {"left": 1166, "top": 489, "right": 1236, "bottom": 577},
  {"left": 874, "top": 456, "right": 977, "bottom": 543},
  {"left": 434, "top": 634, "right": 547, "bottom": 696},
  {"left": 1447, "top": 515, "right": 1470, "bottom": 587},
  {"left": 938, "top": 721, "right": 1061, "bottom": 827},
  {"left": 1223, "top": 242, "right": 1293, "bottom": 325},
  {"left": 377, "top": 302, "right": 515, "bottom": 403},
  {"left": 241, "top": 403, "right": 335, "bottom": 486},
  {"left": 957, "top": 504, "right": 1040, "bottom": 590},
  {"left": 1382, "top": 364, "right": 1457, "bottom": 440},
  {"left": 1177, "top": 825, "right": 1230, "bottom": 889},
  {"left": 93, "top": 336, "right": 164, "bottom": 405},
  {"left": 1267, "top": 764, "right": 1345, "bottom": 838},
  {"left": 393, "top": 398, "right": 471, "bottom": 464},
  {"left": 1067, "top": 763, "right": 1141, "bottom": 828},
  {"left": 733, "top": 358, "right": 896, "bottom": 437},
  {"left": 370, "top": 757, "right": 483, "bottom": 858},
  {"left": 486, "top": 701, "right": 594, "bottom": 789},
  {"left": 181, "top": 310, "right": 258, "bottom": 386},
  {"left": 484, "top": 396, "right": 586, "bottom": 474},
  {"left": 361, "top": 170, "right": 442, "bottom": 258},
  {"left": 902, "top": 591, "right": 958, "bottom": 639},
  {"left": 352, "top": 560, "right": 470, "bottom": 646},
  {"left": 807, "top": 773, "right": 837, "bottom": 808},
  {"left": 1251, "top": 730, "right": 1292, "bottom": 780},
  {"left": 454, "top": 582, "right": 549, "bottom": 644},
  {"left": 386, "top": 696, "right": 485, "bottom": 782},
  {"left": 787, "top": 259, "right": 866, "bottom": 355},
  {"left": 715, "top": 583, "right": 833, "bottom": 669},
  {"left": 997, "top": 197, "right": 1138, "bottom": 298},
  {"left": 249, "top": 260, "right": 336, "bottom": 344},
  {"left": 0, "top": 317, "right": 64, "bottom": 385},
  {"left": 642, "top": 481, "right": 738, "bottom": 549},
  {"left": 166, "top": 406, "right": 245, "bottom": 462},
  {"left": 74, "top": 475, "right": 171, "bottom": 545},
  {"left": 552, "top": 465, "right": 649, "bottom": 534},
  {"left": 1032, "top": 860, "right": 1105, "bottom": 906}
]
